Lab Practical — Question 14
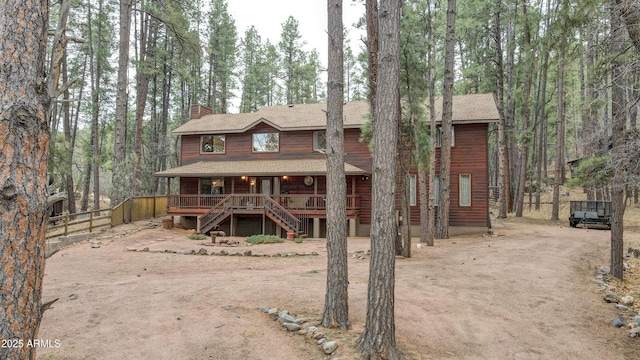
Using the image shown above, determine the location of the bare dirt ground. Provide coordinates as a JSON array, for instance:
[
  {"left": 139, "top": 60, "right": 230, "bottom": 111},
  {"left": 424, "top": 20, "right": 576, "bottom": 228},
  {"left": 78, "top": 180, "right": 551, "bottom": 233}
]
[{"left": 37, "top": 218, "right": 640, "bottom": 360}]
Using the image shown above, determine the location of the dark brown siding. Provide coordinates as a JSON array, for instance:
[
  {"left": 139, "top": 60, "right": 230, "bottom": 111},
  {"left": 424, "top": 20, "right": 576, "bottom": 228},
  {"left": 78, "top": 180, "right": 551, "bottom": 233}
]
[
  {"left": 181, "top": 126, "right": 371, "bottom": 167},
  {"left": 177, "top": 122, "right": 489, "bottom": 229},
  {"left": 404, "top": 123, "right": 489, "bottom": 227}
]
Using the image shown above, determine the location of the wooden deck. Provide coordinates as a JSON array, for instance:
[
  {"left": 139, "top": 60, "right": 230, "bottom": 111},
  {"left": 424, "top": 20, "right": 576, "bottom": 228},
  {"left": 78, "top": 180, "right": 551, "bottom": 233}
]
[{"left": 166, "top": 194, "right": 360, "bottom": 218}]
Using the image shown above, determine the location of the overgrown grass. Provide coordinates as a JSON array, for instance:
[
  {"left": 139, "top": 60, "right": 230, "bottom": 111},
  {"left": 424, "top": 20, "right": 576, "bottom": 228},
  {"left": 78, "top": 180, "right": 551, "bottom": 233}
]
[{"left": 246, "top": 234, "right": 284, "bottom": 244}]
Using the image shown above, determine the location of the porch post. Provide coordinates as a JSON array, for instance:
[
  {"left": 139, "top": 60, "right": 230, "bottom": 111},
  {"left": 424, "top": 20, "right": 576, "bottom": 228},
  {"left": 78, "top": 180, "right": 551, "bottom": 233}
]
[
  {"left": 313, "top": 217, "right": 320, "bottom": 238},
  {"left": 349, "top": 218, "right": 357, "bottom": 237}
]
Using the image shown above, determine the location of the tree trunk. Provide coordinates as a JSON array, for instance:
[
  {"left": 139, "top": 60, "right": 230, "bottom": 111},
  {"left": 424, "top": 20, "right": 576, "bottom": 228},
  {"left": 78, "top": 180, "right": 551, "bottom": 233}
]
[
  {"left": 494, "top": 0, "right": 509, "bottom": 219},
  {"left": 134, "top": 11, "right": 158, "bottom": 197},
  {"left": 610, "top": 1, "right": 627, "bottom": 280},
  {"left": 552, "top": 19, "right": 567, "bottom": 221},
  {"left": 112, "top": 0, "right": 133, "bottom": 206},
  {"left": 0, "top": 0, "right": 51, "bottom": 357},
  {"left": 357, "top": 0, "right": 402, "bottom": 358},
  {"left": 61, "top": 56, "right": 76, "bottom": 216},
  {"left": 436, "top": 0, "right": 457, "bottom": 239},
  {"left": 365, "top": 0, "right": 378, "bottom": 118},
  {"left": 515, "top": 1, "right": 533, "bottom": 218},
  {"left": 322, "top": 0, "right": 350, "bottom": 331}
]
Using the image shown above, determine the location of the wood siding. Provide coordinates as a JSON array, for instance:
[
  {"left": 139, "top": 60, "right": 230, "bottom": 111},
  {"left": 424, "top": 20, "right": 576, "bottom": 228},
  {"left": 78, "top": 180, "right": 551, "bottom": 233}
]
[
  {"left": 178, "top": 122, "right": 489, "bottom": 229},
  {"left": 401, "top": 123, "right": 489, "bottom": 227}
]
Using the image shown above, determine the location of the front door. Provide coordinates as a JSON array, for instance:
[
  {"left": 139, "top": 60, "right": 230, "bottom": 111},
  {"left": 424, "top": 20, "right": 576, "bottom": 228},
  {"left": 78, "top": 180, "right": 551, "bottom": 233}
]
[{"left": 261, "top": 178, "right": 271, "bottom": 195}]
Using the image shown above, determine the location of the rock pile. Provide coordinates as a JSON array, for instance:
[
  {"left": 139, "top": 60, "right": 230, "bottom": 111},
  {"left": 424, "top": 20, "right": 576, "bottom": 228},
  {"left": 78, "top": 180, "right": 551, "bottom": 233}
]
[
  {"left": 126, "top": 247, "right": 319, "bottom": 258},
  {"left": 261, "top": 307, "right": 339, "bottom": 356},
  {"left": 596, "top": 261, "right": 640, "bottom": 338}
]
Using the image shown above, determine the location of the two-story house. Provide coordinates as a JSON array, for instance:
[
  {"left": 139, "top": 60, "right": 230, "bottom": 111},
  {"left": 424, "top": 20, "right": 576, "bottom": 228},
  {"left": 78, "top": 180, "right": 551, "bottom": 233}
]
[{"left": 155, "top": 93, "right": 500, "bottom": 238}]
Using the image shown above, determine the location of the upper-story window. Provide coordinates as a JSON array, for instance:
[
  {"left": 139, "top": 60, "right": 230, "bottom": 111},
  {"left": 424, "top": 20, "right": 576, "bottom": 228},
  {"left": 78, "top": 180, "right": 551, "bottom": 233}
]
[
  {"left": 252, "top": 133, "right": 279, "bottom": 152},
  {"left": 435, "top": 126, "right": 455, "bottom": 147},
  {"left": 201, "top": 135, "right": 225, "bottom": 153},
  {"left": 313, "top": 131, "right": 326, "bottom": 151}
]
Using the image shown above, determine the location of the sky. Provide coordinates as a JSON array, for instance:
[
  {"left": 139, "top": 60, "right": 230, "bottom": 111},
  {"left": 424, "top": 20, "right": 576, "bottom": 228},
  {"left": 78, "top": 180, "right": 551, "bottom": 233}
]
[
  {"left": 226, "top": 0, "right": 366, "bottom": 59},
  {"left": 225, "top": 1, "right": 366, "bottom": 109}
]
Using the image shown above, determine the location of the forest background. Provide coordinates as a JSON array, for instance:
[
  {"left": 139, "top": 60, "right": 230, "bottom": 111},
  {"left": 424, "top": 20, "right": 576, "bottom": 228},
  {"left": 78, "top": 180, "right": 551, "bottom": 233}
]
[{"left": 47, "top": 0, "right": 639, "bottom": 230}]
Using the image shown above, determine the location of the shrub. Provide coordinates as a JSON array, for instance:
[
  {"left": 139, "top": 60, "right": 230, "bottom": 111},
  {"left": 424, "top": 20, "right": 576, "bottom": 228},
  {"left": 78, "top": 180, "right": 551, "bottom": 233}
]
[
  {"left": 188, "top": 234, "right": 207, "bottom": 240},
  {"left": 246, "top": 234, "right": 284, "bottom": 244},
  {"left": 294, "top": 238, "right": 304, "bottom": 243}
]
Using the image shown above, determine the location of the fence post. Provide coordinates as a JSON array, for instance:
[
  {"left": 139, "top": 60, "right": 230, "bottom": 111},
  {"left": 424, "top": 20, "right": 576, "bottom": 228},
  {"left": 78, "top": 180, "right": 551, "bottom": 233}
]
[
  {"left": 64, "top": 213, "right": 69, "bottom": 236},
  {"left": 89, "top": 210, "right": 93, "bottom": 233}
]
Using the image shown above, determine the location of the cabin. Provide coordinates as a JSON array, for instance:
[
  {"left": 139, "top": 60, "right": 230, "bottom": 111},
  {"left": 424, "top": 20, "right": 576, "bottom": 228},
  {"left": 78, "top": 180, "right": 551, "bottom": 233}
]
[{"left": 155, "top": 93, "right": 500, "bottom": 238}]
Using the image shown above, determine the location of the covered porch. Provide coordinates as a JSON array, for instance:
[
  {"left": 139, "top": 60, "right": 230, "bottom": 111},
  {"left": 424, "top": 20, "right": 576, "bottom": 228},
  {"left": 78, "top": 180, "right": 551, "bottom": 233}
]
[{"left": 155, "top": 159, "right": 371, "bottom": 237}]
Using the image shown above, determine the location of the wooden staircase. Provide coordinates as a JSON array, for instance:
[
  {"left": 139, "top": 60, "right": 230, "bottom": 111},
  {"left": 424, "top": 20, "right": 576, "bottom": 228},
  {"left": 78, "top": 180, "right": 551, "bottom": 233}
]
[{"left": 197, "top": 194, "right": 302, "bottom": 237}]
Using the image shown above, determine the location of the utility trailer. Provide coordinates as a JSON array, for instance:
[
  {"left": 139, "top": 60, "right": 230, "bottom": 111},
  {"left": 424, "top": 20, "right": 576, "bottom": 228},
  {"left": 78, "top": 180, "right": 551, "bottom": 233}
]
[{"left": 569, "top": 200, "right": 612, "bottom": 229}]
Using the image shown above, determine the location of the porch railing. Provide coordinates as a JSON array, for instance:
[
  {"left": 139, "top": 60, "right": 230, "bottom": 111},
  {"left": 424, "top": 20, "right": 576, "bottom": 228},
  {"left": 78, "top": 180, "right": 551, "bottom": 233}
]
[{"left": 168, "top": 194, "right": 360, "bottom": 211}]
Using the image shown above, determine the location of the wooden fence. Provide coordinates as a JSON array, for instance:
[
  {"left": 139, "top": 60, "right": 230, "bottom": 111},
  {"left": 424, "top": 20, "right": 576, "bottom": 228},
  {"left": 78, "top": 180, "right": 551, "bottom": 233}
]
[
  {"left": 111, "top": 196, "right": 167, "bottom": 227},
  {"left": 46, "top": 196, "right": 167, "bottom": 240}
]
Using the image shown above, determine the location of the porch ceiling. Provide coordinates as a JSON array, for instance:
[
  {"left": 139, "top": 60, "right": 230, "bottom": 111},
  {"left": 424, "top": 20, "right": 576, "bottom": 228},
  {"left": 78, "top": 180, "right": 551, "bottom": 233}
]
[{"left": 154, "top": 159, "right": 369, "bottom": 177}]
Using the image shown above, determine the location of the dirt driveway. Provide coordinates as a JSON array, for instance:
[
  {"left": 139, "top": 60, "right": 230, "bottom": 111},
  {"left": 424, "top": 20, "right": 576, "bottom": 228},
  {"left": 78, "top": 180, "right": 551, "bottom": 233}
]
[{"left": 37, "top": 220, "right": 640, "bottom": 359}]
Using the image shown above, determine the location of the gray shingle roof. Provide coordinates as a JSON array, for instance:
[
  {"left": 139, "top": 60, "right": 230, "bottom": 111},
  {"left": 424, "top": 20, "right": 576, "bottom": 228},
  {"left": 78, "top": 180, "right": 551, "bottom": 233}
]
[{"left": 172, "top": 93, "right": 500, "bottom": 135}]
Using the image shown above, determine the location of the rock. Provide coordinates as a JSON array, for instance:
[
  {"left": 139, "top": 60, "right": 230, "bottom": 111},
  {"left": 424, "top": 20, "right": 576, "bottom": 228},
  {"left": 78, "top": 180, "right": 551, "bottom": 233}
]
[
  {"left": 91, "top": 243, "right": 101, "bottom": 248},
  {"left": 317, "top": 338, "right": 326, "bottom": 345},
  {"left": 243, "top": 250, "right": 252, "bottom": 256},
  {"left": 305, "top": 326, "right": 318, "bottom": 334},
  {"left": 312, "top": 332, "right": 325, "bottom": 339},
  {"left": 616, "top": 304, "right": 629, "bottom": 311},
  {"left": 630, "top": 327, "right": 640, "bottom": 336},
  {"left": 279, "top": 312, "right": 296, "bottom": 324},
  {"left": 634, "top": 315, "right": 640, "bottom": 327},
  {"left": 322, "top": 341, "right": 338, "bottom": 355},
  {"left": 298, "top": 330, "right": 307, "bottom": 336},
  {"left": 612, "top": 314, "right": 626, "bottom": 328},
  {"left": 198, "top": 248, "right": 208, "bottom": 255},
  {"left": 592, "top": 278, "right": 605, "bottom": 286},
  {"left": 268, "top": 308, "right": 279, "bottom": 320},
  {"left": 597, "top": 266, "right": 611, "bottom": 275},
  {"left": 621, "top": 295, "right": 635, "bottom": 306},
  {"left": 604, "top": 292, "right": 621, "bottom": 303},
  {"left": 282, "top": 323, "right": 302, "bottom": 331},
  {"left": 220, "top": 249, "right": 228, "bottom": 255},
  {"left": 294, "top": 318, "right": 307, "bottom": 325},
  {"left": 262, "top": 306, "right": 270, "bottom": 313}
]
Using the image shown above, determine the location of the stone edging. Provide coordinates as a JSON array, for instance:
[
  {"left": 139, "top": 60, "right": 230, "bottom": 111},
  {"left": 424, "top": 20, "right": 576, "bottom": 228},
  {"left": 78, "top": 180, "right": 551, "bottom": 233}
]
[
  {"left": 125, "top": 247, "right": 320, "bottom": 258},
  {"left": 261, "top": 307, "right": 339, "bottom": 356}
]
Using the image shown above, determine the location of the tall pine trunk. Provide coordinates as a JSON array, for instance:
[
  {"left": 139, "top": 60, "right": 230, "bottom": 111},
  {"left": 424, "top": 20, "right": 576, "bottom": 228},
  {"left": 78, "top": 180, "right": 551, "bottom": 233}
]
[
  {"left": 112, "top": 0, "right": 133, "bottom": 206},
  {"left": 357, "top": 0, "right": 402, "bottom": 358},
  {"left": 0, "top": 0, "right": 51, "bottom": 357},
  {"left": 436, "top": 0, "right": 457, "bottom": 239},
  {"left": 610, "top": 0, "right": 626, "bottom": 280},
  {"left": 322, "top": 0, "right": 350, "bottom": 331}
]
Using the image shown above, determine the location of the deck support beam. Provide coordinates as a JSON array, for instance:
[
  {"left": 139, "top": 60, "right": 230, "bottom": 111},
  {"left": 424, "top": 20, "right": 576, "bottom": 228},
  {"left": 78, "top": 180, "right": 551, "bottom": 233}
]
[{"left": 313, "top": 217, "right": 320, "bottom": 238}]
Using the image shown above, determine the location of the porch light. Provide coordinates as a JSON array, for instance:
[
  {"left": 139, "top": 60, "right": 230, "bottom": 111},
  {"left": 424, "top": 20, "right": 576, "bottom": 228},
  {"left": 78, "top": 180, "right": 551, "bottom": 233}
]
[
  {"left": 362, "top": 175, "right": 370, "bottom": 181},
  {"left": 282, "top": 175, "right": 288, "bottom": 180},
  {"left": 241, "top": 176, "right": 246, "bottom": 181}
]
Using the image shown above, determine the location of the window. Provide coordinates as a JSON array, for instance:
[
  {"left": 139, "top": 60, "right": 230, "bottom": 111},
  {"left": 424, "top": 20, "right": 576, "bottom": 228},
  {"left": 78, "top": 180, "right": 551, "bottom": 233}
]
[
  {"left": 313, "top": 131, "right": 326, "bottom": 151},
  {"left": 252, "top": 133, "right": 279, "bottom": 152},
  {"left": 459, "top": 174, "right": 471, "bottom": 206},
  {"left": 201, "top": 135, "right": 225, "bottom": 153},
  {"left": 435, "top": 126, "right": 455, "bottom": 147},
  {"left": 201, "top": 177, "right": 225, "bottom": 194},
  {"left": 409, "top": 174, "right": 417, "bottom": 206}
]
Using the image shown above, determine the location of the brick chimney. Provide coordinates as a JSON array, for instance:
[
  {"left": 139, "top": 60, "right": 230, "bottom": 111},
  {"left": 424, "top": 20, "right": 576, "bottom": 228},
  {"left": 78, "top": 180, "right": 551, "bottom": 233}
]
[{"left": 190, "top": 104, "right": 213, "bottom": 119}]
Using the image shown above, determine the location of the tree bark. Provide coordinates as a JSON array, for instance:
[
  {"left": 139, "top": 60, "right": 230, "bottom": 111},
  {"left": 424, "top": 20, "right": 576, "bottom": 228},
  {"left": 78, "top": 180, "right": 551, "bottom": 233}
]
[
  {"left": 365, "top": 0, "right": 379, "bottom": 118},
  {"left": 322, "top": 0, "right": 350, "bottom": 331},
  {"left": 610, "top": 1, "right": 627, "bottom": 280},
  {"left": 493, "top": 0, "right": 509, "bottom": 219},
  {"left": 436, "top": 0, "right": 457, "bottom": 239},
  {"left": 0, "top": 0, "right": 51, "bottom": 358},
  {"left": 357, "top": 0, "right": 402, "bottom": 358},
  {"left": 112, "top": 0, "right": 133, "bottom": 206}
]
